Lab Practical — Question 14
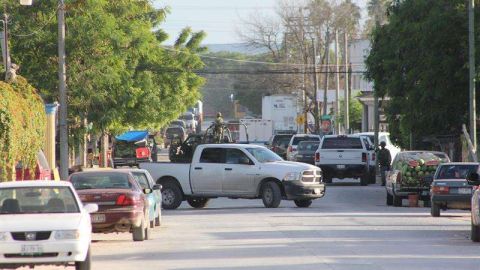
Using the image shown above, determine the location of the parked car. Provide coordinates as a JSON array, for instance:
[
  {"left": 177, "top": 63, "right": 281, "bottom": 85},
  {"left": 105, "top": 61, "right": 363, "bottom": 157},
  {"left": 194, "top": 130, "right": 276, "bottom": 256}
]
[
  {"left": 140, "top": 144, "right": 325, "bottom": 209},
  {"left": 267, "top": 134, "right": 295, "bottom": 159},
  {"left": 14, "top": 150, "right": 52, "bottom": 181},
  {"left": 0, "top": 180, "right": 98, "bottom": 270},
  {"left": 164, "top": 126, "right": 187, "bottom": 148},
  {"left": 170, "top": 120, "right": 186, "bottom": 129},
  {"left": 68, "top": 170, "right": 160, "bottom": 241},
  {"left": 430, "top": 162, "right": 479, "bottom": 217},
  {"left": 286, "top": 134, "right": 321, "bottom": 161},
  {"left": 295, "top": 141, "right": 320, "bottom": 165},
  {"left": 112, "top": 131, "right": 158, "bottom": 168},
  {"left": 467, "top": 171, "right": 480, "bottom": 242},
  {"left": 356, "top": 132, "right": 401, "bottom": 162},
  {"left": 386, "top": 151, "right": 450, "bottom": 207},
  {"left": 315, "top": 135, "right": 373, "bottom": 185},
  {"left": 128, "top": 169, "right": 163, "bottom": 227}
]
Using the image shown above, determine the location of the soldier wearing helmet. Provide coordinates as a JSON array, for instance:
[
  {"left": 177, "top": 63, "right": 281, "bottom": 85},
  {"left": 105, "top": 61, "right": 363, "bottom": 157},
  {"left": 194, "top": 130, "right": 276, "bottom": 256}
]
[{"left": 378, "top": 141, "right": 391, "bottom": 186}]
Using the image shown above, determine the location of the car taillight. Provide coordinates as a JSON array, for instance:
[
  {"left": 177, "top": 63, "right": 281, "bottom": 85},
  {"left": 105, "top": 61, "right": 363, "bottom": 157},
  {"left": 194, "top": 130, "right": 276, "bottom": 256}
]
[
  {"left": 372, "top": 153, "right": 376, "bottom": 161},
  {"left": 315, "top": 152, "right": 320, "bottom": 162},
  {"left": 136, "top": 147, "right": 151, "bottom": 159},
  {"left": 431, "top": 186, "right": 450, "bottom": 194},
  {"left": 362, "top": 153, "right": 367, "bottom": 162},
  {"left": 116, "top": 194, "right": 140, "bottom": 206}
]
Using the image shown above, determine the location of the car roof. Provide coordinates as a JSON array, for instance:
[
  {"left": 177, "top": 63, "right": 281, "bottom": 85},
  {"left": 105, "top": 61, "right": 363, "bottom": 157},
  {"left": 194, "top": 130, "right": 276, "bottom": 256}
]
[
  {"left": 355, "top": 132, "right": 390, "bottom": 136},
  {"left": 201, "top": 143, "right": 264, "bottom": 149},
  {"left": 292, "top": 134, "right": 320, "bottom": 137},
  {"left": 323, "top": 134, "right": 363, "bottom": 138},
  {"left": 0, "top": 180, "right": 72, "bottom": 188}
]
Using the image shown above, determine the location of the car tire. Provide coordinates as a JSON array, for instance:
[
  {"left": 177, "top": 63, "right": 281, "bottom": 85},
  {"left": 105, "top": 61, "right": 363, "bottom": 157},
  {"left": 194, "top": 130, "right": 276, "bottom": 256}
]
[
  {"left": 144, "top": 223, "right": 150, "bottom": 240},
  {"left": 75, "top": 246, "right": 91, "bottom": 270},
  {"left": 430, "top": 203, "right": 440, "bottom": 217},
  {"left": 261, "top": 181, "right": 282, "bottom": 208},
  {"left": 161, "top": 182, "right": 183, "bottom": 210},
  {"left": 294, "top": 199, "right": 312, "bottom": 208},
  {"left": 187, "top": 198, "right": 210, "bottom": 208},
  {"left": 386, "top": 192, "right": 393, "bottom": 206},
  {"left": 360, "top": 175, "right": 368, "bottom": 186},
  {"left": 393, "top": 194, "right": 402, "bottom": 207},
  {"left": 150, "top": 219, "right": 155, "bottom": 229},
  {"left": 132, "top": 220, "right": 146, "bottom": 241},
  {"left": 155, "top": 205, "right": 162, "bottom": 227},
  {"left": 471, "top": 218, "right": 480, "bottom": 242}
]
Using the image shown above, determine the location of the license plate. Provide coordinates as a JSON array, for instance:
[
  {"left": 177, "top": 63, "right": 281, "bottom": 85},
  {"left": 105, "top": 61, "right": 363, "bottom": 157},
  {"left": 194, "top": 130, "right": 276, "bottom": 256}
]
[
  {"left": 457, "top": 188, "right": 472, "bottom": 194},
  {"left": 314, "top": 188, "right": 321, "bottom": 194},
  {"left": 91, "top": 214, "right": 106, "bottom": 223},
  {"left": 21, "top": 245, "right": 43, "bottom": 254},
  {"left": 337, "top": 165, "right": 346, "bottom": 169}
]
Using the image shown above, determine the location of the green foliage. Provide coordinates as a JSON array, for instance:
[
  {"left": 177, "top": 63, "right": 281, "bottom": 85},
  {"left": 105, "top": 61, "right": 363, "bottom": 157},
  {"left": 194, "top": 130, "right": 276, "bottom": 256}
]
[
  {"left": 338, "top": 95, "right": 363, "bottom": 132},
  {"left": 8, "top": 0, "right": 205, "bottom": 139},
  {"left": 0, "top": 76, "right": 46, "bottom": 181},
  {"left": 365, "top": 0, "right": 479, "bottom": 148}
]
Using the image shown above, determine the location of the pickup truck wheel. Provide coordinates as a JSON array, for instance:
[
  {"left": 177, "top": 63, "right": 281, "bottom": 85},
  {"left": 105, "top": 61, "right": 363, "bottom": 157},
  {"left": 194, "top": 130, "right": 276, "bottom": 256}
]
[
  {"left": 132, "top": 220, "right": 145, "bottom": 241},
  {"left": 471, "top": 218, "right": 480, "bottom": 242},
  {"left": 430, "top": 203, "right": 440, "bottom": 217},
  {"left": 393, "top": 194, "right": 402, "bottom": 207},
  {"left": 187, "top": 198, "right": 210, "bottom": 208},
  {"left": 360, "top": 176, "right": 368, "bottom": 186},
  {"left": 386, "top": 192, "right": 393, "bottom": 206},
  {"left": 155, "top": 206, "right": 162, "bottom": 226},
  {"left": 261, "top": 181, "right": 281, "bottom": 208},
  {"left": 161, "top": 182, "right": 183, "bottom": 210},
  {"left": 294, "top": 199, "right": 312, "bottom": 208}
]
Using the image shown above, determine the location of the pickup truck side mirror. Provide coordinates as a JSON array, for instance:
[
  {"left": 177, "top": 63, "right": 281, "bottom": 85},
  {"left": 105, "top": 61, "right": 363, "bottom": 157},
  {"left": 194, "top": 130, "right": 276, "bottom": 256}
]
[{"left": 467, "top": 172, "right": 480, "bottom": 186}]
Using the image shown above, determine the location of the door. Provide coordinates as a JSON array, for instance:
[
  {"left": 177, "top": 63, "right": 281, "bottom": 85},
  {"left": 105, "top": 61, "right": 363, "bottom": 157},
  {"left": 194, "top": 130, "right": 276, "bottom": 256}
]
[
  {"left": 222, "top": 148, "right": 257, "bottom": 196},
  {"left": 190, "top": 147, "right": 225, "bottom": 194},
  {"left": 132, "top": 172, "right": 156, "bottom": 221}
]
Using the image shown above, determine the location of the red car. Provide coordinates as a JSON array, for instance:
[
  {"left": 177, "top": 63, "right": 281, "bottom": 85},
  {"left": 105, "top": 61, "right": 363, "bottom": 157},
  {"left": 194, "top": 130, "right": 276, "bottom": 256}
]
[{"left": 68, "top": 170, "right": 151, "bottom": 241}]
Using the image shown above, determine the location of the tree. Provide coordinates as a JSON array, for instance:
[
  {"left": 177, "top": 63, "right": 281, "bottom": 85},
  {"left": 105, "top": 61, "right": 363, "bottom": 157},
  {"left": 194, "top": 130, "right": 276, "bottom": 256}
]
[
  {"left": 363, "top": 0, "right": 392, "bottom": 36},
  {"left": 365, "top": 0, "right": 480, "bottom": 148},
  {"left": 8, "top": 0, "right": 205, "bottom": 143},
  {"left": 338, "top": 95, "right": 362, "bottom": 132}
]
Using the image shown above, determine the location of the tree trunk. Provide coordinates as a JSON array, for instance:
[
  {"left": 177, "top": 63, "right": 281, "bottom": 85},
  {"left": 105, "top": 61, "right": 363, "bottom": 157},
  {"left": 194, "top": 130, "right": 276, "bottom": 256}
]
[{"left": 100, "top": 132, "right": 109, "bottom": 168}]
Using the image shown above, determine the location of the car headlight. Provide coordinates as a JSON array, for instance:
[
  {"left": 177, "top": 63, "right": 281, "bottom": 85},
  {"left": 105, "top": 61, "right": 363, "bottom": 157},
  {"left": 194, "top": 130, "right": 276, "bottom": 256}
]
[
  {"left": 283, "top": 172, "right": 301, "bottom": 181},
  {"left": 0, "top": 232, "right": 7, "bottom": 241},
  {"left": 54, "top": 230, "right": 80, "bottom": 240}
]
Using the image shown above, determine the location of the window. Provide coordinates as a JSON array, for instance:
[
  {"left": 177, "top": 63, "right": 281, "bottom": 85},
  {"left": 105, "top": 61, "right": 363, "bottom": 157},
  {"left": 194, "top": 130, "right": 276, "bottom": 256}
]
[
  {"left": 199, "top": 148, "right": 225, "bottom": 163},
  {"left": 0, "top": 186, "right": 79, "bottom": 214},
  {"left": 292, "top": 136, "right": 319, "bottom": 145},
  {"left": 437, "top": 165, "right": 478, "bottom": 180},
  {"left": 297, "top": 141, "right": 320, "bottom": 151},
  {"left": 246, "top": 148, "right": 282, "bottom": 163},
  {"left": 321, "top": 137, "right": 363, "bottom": 149},
  {"left": 132, "top": 172, "right": 150, "bottom": 189},
  {"left": 226, "top": 149, "right": 252, "bottom": 164},
  {"left": 70, "top": 172, "right": 133, "bottom": 190}
]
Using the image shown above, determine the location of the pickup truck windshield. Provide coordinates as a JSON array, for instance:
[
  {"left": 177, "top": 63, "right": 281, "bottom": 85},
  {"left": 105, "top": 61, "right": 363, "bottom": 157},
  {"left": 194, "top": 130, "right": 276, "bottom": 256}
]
[
  {"left": 322, "top": 137, "right": 363, "bottom": 149},
  {"left": 246, "top": 148, "right": 282, "bottom": 163}
]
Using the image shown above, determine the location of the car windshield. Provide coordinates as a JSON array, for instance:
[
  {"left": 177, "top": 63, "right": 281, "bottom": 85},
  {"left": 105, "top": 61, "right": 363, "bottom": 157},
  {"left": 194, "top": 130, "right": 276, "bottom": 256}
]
[
  {"left": 246, "top": 147, "right": 283, "bottom": 163},
  {"left": 436, "top": 165, "right": 478, "bottom": 180},
  {"left": 273, "top": 136, "right": 291, "bottom": 147},
  {"left": 322, "top": 137, "right": 363, "bottom": 149},
  {"left": 70, "top": 172, "right": 133, "bottom": 190},
  {"left": 114, "top": 140, "right": 135, "bottom": 158},
  {"left": 292, "top": 136, "right": 319, "bottom": 145},
  {"left": 298, "top": 141, "right": 320, "bottom": 151},
  {"left": 0, "top": 186, "right": 79, "bottom": 214}
]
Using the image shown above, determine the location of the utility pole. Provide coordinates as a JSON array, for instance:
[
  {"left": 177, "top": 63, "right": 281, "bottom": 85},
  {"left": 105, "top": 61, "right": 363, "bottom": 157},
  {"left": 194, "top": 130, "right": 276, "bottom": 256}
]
[
  {"left": 322, "top": 29, "right": 330, "bottom": 116},
  {"left": 344, "top": 32, "right": 349, "bottom": 133},
  {"left": 335, "top": 30, "right": 340, "bottom": 134},
  {"left": 312, "top": 39, "right": 320, "bottom": 134},
  {"left": 469, "top": 0, "right": 477, "bottom": 151},
  {"left": 58, "top": 0, "right": 68, "bottom": 179}
]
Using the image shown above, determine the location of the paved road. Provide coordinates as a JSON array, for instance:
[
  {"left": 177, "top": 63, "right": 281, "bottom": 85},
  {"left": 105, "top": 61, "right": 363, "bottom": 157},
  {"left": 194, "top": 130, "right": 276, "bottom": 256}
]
[{"left": 36, "top": 181, "right": 474, "bottom": 270}]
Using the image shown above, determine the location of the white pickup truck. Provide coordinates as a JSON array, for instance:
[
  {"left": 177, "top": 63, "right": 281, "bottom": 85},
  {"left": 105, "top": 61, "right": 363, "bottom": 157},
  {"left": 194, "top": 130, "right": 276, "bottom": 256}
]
[
  {"left": 315, "top": 135, "right": 373, "bottom": 186},
  {"left": 140, "top": 144, "right": 325, "bottom": 209}
]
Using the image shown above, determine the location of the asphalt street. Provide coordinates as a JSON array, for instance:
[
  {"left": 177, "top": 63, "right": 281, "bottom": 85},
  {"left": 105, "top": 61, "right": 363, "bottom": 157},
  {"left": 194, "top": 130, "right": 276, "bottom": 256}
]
[{"left": 33, "top": 180, "right": 477, "bottom": 270}]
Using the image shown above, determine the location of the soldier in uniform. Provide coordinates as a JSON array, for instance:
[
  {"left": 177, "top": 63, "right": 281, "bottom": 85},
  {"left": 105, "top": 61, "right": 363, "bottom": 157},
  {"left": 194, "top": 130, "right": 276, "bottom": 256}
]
[
  {"left": 378, "top": 141, "right": 391, "bottom": 186},
  {"left": 214, "top": 112, "right": 224, "bottom": 143}
]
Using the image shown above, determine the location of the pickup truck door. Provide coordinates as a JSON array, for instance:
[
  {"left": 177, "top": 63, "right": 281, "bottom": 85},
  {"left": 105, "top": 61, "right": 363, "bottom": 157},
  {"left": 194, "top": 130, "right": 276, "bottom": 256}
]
[
  {"left": 190, "top": 147, "right": 225, "bottom": 194},
  {"left": 222, "top": 148, "right": 257, "bottom": 195}
]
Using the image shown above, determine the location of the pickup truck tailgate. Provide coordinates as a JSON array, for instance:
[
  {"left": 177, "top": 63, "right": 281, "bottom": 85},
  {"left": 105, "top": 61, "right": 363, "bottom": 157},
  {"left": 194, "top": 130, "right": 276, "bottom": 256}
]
[{"left": 318, "top": 149, "right": 365, "bottom": 164}]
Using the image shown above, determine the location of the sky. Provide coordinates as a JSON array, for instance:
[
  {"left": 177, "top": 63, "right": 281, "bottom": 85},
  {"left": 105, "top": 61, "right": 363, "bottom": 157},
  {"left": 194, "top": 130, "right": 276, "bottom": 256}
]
[{"left": 154, "top": 0, "right": 368, "bottom": 45}]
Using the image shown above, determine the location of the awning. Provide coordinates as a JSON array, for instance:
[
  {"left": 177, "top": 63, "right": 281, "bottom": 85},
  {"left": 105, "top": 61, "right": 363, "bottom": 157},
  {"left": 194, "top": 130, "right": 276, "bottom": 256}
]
[{"left": 115, "top": 131, "right": 149, "bottom": 142}]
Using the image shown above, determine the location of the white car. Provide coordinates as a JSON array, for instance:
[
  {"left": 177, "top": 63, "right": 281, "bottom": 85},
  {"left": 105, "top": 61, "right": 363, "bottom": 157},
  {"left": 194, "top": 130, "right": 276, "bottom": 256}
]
[
  {"left": 286, "top": 134, "right": 321, "bottom": 161},
  {"left": 0, "top": 180, "right": 98, "bottom": 270}
]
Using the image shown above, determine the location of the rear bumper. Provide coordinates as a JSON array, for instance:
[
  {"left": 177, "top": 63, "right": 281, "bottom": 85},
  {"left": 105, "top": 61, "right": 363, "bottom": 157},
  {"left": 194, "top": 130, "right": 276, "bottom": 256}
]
[
  {"left": 431, "top": 194, "right": 472, "bottom": 209},
  {"left": 91, "top": 210, "right": 144, "bottom": 233},
  {"left": 113, "top": 158, "right": 150, "bottom": 167},
  {"left": 316, "top": 164, "right": 367, "bottom": 179},
  {"left": 283, "top": 181, "right": 325, "bottom": 200}
]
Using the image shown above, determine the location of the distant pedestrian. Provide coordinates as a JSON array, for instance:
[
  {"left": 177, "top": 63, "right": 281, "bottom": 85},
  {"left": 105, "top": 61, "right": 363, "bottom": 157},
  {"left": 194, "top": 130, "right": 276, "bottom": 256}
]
[{"left": 378, "top": 141, "right": 391, "bottom": 186}]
